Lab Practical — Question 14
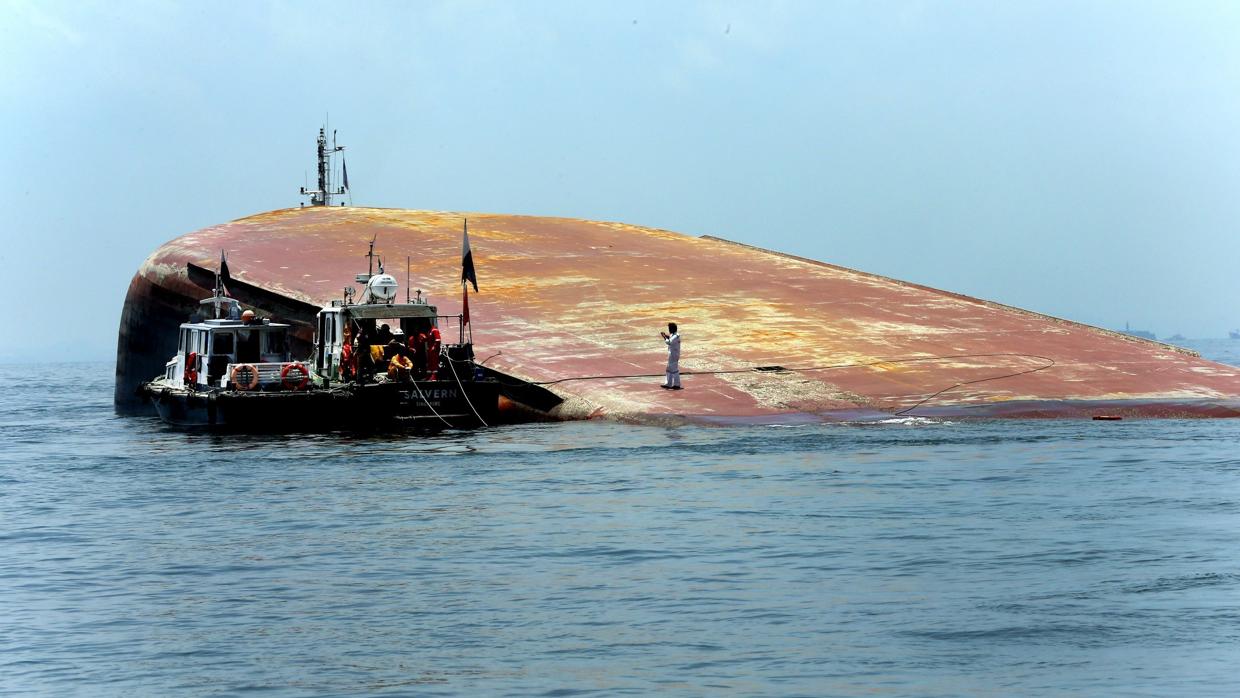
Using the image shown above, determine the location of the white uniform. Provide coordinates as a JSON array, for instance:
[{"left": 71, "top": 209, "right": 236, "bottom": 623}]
[{"left": 664, "top": 332, "right": 681, "bottom": 388}]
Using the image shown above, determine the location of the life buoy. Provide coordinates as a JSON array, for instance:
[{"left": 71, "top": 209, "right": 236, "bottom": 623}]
[
  {"left": 231, "top": 363, "right": 259, "bottom": 391},
  {"left": 281, "top": 362, "right": 309, "bottom": 391},
  {"left": 184, "top": 352, "right": 198, "bottom": 385}
]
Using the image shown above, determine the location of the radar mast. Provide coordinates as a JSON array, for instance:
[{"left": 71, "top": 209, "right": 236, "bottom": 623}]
[{"left": 299, "top": 126, "right": 346, "bottom": 206}]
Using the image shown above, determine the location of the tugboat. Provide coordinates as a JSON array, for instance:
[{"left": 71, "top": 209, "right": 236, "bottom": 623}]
[{"left": 141, "top": 246, "right": 500, "bottom": 430}]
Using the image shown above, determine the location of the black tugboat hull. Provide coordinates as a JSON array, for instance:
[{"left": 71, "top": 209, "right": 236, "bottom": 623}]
[{"left": 142, "top": 381, "right": 501, "bottom": 430}]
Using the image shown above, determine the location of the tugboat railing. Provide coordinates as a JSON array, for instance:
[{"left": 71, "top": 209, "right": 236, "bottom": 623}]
[
  {"left": 220, "top": 362, "right": 307, "bottom": 390},
  {"left": 435, "top": 314, "right": 470, "bottom": 345}
]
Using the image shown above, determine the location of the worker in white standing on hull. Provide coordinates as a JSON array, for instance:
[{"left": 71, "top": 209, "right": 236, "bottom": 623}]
[{"left": 660, "top": 322, "right": 682, "bottom": 390}]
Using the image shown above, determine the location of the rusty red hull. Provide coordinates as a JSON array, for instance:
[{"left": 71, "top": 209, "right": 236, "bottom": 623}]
[{"left": 116, "top": 207, "right": 1240, "bottom": 421}]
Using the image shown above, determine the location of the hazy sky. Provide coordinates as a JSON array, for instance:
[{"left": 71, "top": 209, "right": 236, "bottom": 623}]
[{"left": 2, "top": 1, "right": 1238, "bottom": 363}]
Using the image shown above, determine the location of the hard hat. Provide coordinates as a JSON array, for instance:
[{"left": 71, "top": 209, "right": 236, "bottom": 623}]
[{"left": 241, "top": 310, "right": 256, "bottom": 322}]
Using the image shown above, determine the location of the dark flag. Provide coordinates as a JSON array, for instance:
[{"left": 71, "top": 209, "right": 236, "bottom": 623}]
[
  {"left": 342, "top": 159, "right": 349, "bottom": 190},
  {"left": 218, "top": 250, "right": 232, "bottom": 297},
  {"left": 461, "top": 219, "right": 478, "bottom": 292}
]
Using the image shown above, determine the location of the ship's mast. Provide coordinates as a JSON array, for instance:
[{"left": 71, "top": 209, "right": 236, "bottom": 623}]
[{"left": 299, "top": 127, "right": 346, "bottom": 206}]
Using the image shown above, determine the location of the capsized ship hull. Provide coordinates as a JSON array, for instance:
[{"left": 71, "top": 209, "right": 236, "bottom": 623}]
[{"left": 117, "top": 207, "right": 1240, "bottom": 421}]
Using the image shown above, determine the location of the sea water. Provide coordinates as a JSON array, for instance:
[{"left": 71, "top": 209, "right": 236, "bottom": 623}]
[{"left": 2, "top": 340, "right": 1239, "bottom": 696}]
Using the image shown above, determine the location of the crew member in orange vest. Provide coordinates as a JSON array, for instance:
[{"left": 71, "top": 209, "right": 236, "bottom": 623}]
[
  {"left": 340, "top": 324, "right": 356, "bottom": 380},
  {"left": 426, "top": 327, "right": 442, "bottom": 380},
  {"left": 410, "top": 332, "right": 427, "bottom": 379}
]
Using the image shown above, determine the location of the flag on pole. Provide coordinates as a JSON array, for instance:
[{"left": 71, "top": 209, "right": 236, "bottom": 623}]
[
  {"left": 461, "top": 218, "right": 478, "bottom": 292},
  {"left": 218, "top": 250, "right": 232, "bottom": 297},
  {"left": 342, "top": 159, "right": 349, "bottom": 190}
]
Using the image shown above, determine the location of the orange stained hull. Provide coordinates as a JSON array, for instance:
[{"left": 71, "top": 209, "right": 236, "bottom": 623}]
[{"left": 116, "top": 207, "right": 1240, "bottom": 422}]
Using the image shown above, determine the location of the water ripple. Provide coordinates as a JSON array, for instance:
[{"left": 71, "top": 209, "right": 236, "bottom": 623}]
[{"left": 2, "top": 361, "right": 1240, "bottom": 695}]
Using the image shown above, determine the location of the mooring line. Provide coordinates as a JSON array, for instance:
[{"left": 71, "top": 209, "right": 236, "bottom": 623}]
[
  {"left": 482, "top": 352, "right": 1057, "bottom": 415},
  {"left": 446, "top": 357, "right": 489, "bottom": 427},
  {"left": 409, "top": 380, "right": 456, "bottom": 429},
  {"left": 893, "top": 355, "right": 1056, "bottom": 416}
]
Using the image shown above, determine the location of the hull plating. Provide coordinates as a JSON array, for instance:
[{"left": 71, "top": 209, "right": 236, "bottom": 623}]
[{"left": 117, "top": 207, "right": 1240, "bottom": 422}]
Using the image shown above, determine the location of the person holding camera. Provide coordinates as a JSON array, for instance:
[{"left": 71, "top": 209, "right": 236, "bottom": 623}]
[{"left": 659, "top": 322, "right": 682, "bottom": 390}]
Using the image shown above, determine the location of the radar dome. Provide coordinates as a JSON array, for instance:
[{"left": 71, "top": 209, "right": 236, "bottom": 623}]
[{"left": 366, "top": 273, "right": 399, "bottom": 303}]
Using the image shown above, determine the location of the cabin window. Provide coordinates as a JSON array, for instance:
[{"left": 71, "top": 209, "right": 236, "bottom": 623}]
[
  {"left": 266, "top": 330, "right": 287, "bottom": 355},
  {"left": 213, "top": 332, "right": 234, "bottom": 355},
  {"left": 180, "top": 328, "right": 189, "bottom": 352},
  {"left": 237, "top": 329, "right": 260, "bottom": 363}
]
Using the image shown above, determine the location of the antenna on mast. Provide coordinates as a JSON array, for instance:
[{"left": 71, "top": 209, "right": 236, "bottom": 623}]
[
  {"left": 298, "top": 124, "right": 346, "bottom": 206},
  {"left": 354, "top": 234, "right": 379, "bottom": 287}
]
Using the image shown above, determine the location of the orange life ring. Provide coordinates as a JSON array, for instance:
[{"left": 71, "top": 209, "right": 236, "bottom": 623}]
[
  {"left": 184, "top": 352, "right": 198, "bottom": 385},
  {"left": 231, "top": 363, "right": 259, "bottom": 391},
  {"left": 281, "top": 362, "right": 309, "bottom": 391}
]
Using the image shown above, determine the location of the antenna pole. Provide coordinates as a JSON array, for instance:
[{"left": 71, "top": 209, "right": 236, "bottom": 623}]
[
  {"left": 407, "top": 256, "right": 411, "bottom": 303},
  {"left": 317, "top": 128, "right": 327, "bottom": 205},
  {"left": 299, "top": 124, "right": 346, "bottom": 206},
  {"left": 325, "top": 114, "right": 329, "bottom": 202}
]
